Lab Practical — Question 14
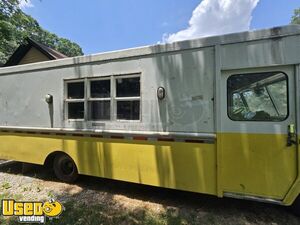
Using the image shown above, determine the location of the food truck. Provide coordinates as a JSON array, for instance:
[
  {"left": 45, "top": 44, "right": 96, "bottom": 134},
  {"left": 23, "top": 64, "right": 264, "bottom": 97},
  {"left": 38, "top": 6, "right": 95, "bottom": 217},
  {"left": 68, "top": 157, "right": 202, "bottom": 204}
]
[{"left": 0, "top": 25, "right": 299, "bottom": 213}]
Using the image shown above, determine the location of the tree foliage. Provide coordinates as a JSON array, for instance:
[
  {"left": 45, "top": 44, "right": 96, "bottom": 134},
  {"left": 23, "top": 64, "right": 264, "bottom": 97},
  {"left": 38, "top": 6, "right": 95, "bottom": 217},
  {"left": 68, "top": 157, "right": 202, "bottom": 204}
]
[
  {"left": 0, "top": 0, "right": 83, "bottom": 65},
  {"left": 291, "top": 7, "right": 300, "bottom": 25}
]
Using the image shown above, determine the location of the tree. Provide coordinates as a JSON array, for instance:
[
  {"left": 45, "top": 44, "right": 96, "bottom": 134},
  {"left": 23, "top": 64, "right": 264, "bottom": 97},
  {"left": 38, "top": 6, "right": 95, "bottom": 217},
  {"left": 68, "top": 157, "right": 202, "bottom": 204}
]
[
  {"left": 291, "top": 8, "right": 300, "bottom": 25},
  {"left": 0, "top": 0, "right": 83, "bottom": 65}
]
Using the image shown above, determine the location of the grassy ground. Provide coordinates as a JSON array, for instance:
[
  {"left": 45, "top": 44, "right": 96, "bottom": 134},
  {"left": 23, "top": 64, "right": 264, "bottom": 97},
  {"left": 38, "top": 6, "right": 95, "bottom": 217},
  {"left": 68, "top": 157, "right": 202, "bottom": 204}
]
[
  {"left": 0, "top": 163, "right": 300, "bottom": 225},
  {"left": 0, "top": 193, "right": 208, "bottom": 225}
]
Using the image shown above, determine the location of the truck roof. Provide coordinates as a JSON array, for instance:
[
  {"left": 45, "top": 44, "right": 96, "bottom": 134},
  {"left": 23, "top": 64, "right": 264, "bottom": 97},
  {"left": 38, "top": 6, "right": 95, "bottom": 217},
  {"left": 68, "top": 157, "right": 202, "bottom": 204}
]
[{"left": 1, "top": 25, "right": 300, "bottom": 75}]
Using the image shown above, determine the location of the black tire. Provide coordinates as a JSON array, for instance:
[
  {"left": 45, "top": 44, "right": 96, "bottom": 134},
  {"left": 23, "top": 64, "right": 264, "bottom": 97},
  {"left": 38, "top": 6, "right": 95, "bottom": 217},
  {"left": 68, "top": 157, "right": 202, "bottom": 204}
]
[
  {"left": 291, "top": 196, "right": 300, "bottom": 216},
  {"left": 53, "top": 154, "right": 79, "bottom": 183}
]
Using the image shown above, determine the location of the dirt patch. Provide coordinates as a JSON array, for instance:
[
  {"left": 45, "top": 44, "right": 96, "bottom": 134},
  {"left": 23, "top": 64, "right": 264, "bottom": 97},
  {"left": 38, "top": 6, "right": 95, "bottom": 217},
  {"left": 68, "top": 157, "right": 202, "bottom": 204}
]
[{"left": 0, "top": 162, "right": 299, "bottom": 225}]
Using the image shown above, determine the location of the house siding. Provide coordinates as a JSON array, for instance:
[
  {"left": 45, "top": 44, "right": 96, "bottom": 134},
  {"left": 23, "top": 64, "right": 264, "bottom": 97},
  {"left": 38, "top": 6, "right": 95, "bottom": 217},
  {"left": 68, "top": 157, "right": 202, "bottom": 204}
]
[{"left": 18, "top": 47, "right": 51, "bottom": 65}]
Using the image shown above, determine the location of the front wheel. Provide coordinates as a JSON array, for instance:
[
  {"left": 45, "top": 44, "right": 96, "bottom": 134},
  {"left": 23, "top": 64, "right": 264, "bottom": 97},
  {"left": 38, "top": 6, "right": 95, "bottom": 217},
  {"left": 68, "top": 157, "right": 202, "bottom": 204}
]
[
  {"left": 291, "top": 196, "right": 300, "bottom": 216},
  {"left": 53, "top": 154, "right": 79, "bottom": 183}
]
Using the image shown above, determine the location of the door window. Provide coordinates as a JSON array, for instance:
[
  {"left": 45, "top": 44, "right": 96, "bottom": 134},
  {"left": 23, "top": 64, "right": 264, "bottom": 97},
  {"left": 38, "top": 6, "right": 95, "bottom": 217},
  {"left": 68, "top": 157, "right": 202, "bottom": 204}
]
[{"left": 227, "top": 72, "right": 288, "bottom": 121}]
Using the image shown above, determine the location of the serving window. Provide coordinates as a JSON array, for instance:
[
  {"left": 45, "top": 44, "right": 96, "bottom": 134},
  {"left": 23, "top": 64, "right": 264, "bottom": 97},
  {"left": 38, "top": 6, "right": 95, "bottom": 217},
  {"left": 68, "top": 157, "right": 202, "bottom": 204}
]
[
  {"left": 227, "top": 72, "right": 288, "bottom": 121},
  {"left": 65, "top": 74, "right": 141, "bottom": 121}
]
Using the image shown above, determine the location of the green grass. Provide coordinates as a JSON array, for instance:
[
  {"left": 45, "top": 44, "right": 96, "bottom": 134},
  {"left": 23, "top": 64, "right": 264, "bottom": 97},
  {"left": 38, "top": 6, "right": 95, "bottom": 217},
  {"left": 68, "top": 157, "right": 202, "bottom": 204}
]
[
  {"left": 0, "top": 198, "right": 194, "bottom": 225},
  {"left": 1, "top": 182, "right": 12, "bottom": 190},
  {"left": 0, "top": 192, "right": 22, "bottom": 200},
  {"left": 1, "top": 193, "right": 300, "bottom": 225},
  {"left": 42, "top": 201, "right": 179, "bottom": 225}
]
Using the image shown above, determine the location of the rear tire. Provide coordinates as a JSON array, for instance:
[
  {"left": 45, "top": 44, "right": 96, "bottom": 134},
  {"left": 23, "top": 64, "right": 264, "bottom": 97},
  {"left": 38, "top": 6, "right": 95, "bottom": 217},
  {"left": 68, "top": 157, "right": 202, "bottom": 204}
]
[
  {"left": 291, "top": 196, "right": 300, "bottom": 216},
  {"left": 53, "top": 154, "right": 78, "bottom": 183}
]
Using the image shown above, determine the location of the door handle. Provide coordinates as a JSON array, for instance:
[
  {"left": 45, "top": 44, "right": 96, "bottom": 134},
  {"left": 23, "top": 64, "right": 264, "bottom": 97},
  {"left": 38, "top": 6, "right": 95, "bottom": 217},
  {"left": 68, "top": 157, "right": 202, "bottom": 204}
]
[{"left": 287, "top": 124, "right": 297, "bottom": 146}]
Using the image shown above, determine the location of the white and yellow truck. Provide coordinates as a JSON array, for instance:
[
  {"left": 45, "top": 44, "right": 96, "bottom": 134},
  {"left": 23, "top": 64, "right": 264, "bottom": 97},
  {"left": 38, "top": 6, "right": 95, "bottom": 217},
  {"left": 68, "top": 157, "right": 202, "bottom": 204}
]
[{"left": 0, "top": 25, "right": 300, "bottom": 213}]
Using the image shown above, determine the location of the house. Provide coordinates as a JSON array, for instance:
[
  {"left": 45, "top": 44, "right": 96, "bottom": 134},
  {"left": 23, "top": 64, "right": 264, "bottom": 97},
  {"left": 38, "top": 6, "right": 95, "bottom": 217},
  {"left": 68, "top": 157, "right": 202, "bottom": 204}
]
[{"left": 4, "top": 38, "right": 67, "bottom": 67}]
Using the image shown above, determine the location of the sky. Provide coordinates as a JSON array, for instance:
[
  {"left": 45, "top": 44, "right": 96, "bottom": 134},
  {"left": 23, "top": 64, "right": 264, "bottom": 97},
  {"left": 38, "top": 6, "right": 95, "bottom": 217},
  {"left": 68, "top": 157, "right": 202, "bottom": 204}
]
[{"left": 21, "top": 0, "right": 299, "bottom": 55}]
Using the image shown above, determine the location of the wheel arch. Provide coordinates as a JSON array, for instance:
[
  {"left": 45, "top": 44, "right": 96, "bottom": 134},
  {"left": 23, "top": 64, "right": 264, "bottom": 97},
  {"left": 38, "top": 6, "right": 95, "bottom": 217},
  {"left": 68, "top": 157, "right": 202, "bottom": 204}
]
[{"left": 44, "top": 151, "right": 74, "bottom": 168}]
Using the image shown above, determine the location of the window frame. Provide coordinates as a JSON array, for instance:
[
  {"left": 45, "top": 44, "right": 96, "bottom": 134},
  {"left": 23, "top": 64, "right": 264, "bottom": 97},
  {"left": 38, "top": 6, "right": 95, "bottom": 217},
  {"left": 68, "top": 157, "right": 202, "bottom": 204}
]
[
  {"left": 64, "top": 79, "right": 86, "bottom": 121},
  {"left": 227, "top": 71, "right": 289, "bottom": 122},
  {"left": 88, "top": 76, "right": 112, "bottom": 121},
  {"left": 114, "top": 74, "right": 141, "bottom": 122},
  {"left": 64, "top": 73, "right": 142, "bottom": 122}
]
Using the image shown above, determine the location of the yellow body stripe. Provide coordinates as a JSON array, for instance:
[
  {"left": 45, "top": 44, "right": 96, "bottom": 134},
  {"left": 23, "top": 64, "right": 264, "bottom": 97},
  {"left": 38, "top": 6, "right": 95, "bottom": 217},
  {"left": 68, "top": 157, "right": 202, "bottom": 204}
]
[
  {"left": 0, "top": 132, "right": 217, "bottom": 195},
  {"left": 0, "top": 132, "right": 299, "bottom": 205}
]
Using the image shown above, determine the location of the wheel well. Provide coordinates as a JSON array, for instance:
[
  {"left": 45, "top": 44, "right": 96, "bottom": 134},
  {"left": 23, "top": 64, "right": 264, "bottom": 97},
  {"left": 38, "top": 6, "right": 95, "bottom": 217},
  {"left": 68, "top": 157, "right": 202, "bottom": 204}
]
[{"left": 44, "top": 151, "right": 69, "bottom": 168}]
